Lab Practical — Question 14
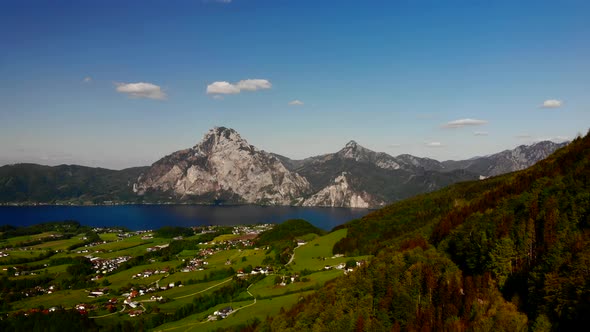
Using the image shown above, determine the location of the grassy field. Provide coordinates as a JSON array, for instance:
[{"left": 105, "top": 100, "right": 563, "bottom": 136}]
[
  {"left": 99, "top": 233, "right": 121, "bottom": 242},
  {"left": 248, "top": 270, "right": 342, "bottom": 298},
  {"left": 211, "top": 234, "right": 241, "bottom": 243},
  {"left": 290, "top": 229, "right": 371, "bottom": 272},
  {"left": 153, "top": 291, "right": 313, "bottom": 332},
  {"left": 0, "top": 232, "right": 62, "bottom": 246},
  {"left": 28, "top": 237, "right": 82, "bottom": 250},
  {"left": 11, "top": 289, "right": 92, "bottom": 311}
]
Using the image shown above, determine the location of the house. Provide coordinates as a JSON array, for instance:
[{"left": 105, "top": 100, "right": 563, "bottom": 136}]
[
  {"left": 129, "top": 310, "right": 143, "bottom": 317},
  {"left": 214, "top": 306, "right": 233, "bottom": 319}
]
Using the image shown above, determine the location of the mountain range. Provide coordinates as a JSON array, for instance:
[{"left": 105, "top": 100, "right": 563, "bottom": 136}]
[{"left": 0, "top": 127, "right": 567, "bottom": 207}]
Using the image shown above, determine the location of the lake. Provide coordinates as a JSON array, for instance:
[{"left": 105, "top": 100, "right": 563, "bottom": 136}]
[{"left": 0, "top": 205, "right": 370, "bottom": 231}]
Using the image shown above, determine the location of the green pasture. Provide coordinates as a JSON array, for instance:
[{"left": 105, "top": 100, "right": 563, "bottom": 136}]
[
  {"left": 98, "top": 233, "right": 120, "bottom": 242},
  {"left": 153, "top": 291, "right": 313, "bottom": 332},
  {"left": 248, "top": 270, "right": 342, "bottom": 298},
  {"left": 0, "top": 232, "right": 62, "bottom": 247},
  {"left": 11, "top": 289, "right": 92, "bottom": 311},
  {"left": 211, "top": 234, "right": 241, "bottom": 243}
]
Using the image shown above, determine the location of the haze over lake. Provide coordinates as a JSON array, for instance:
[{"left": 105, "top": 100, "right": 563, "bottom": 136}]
[{"left": 0, "top": 205, "right": 370, "bottom": 231}]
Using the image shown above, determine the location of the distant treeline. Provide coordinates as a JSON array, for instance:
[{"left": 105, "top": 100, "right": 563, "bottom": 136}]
[{"left": 0, "top": 220, "right": 84, "bottom": 239}]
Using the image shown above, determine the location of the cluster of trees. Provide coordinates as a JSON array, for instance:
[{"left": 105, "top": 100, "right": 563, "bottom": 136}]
[
  {"left": 0, "top": 221, "right": 84, "bottom": 239},
  {"left": 0, "top": 309, "right": 99, "bottom": 332},
  {"left": 261, "top": 244, "right": 527, "bottom": 331},
  {"left": 154, "top": 226, "right": 194, "bottom": 238},
  {"left": 256, "top": 219, "right": 324, "bottom": 264}
]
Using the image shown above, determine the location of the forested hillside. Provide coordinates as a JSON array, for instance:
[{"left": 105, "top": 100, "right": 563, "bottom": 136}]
[
  {"left": 0, "top": 164, "right": 147, "bottom": 204},
  {"left": 261, "top": 130, "right": 590, "bottom": 331}
]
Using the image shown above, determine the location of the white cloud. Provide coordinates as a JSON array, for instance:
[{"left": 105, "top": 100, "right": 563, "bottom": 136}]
[
  {"left": 388, "top": 143, "right": 402, "bottom": 147},
  {"left": 83, "top": 77, "right": 92, "bottom": 83},
  {"left": 236, "top": 79, "right": 271, "bottom": 91},
  {"left": 206, "top": 79, "right": 271, "bottom": 95},
  {"left": 442, "top": 118, "right": 488, "bottom": 128},
  {"left": 115, "top": 82, "right": 167, "bottom": 100},
  {"left": 474, "top": 131, "right": 489, "bottom": 136},
  {"left": 425, "top": 141, "right": 444, "bottom": 148},
  {"left": 206, "top": 81, "right": 240, "bottom": 95},
  {"left": 289, "top": 100, "right": 304, "bottom": 106},
  {"left": 541, "top": 99, "right": 563, "bottom": 108}
]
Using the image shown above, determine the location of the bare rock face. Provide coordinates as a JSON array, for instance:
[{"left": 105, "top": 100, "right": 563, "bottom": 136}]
[
  {"left": 134, "top": 127, "right": 310, "bottom": 205},
  {"left": 302, "top": 172, "right": 378, "bottom": 208},
  {"left": 338, "top": 141, "right": 401, "bottom": 170}
]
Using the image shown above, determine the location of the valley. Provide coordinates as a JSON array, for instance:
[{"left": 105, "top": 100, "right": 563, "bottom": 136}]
[{"left": 0, "top": 220, "right": 370, "bottom": 331}]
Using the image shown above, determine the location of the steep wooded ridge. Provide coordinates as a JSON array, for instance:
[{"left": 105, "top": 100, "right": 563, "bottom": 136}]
[
  {"left": 0, "top": 127, "right": 565, "bottom": 207},
  {"left": 261, "top": 131, "right": 590, "bottom": 331}
]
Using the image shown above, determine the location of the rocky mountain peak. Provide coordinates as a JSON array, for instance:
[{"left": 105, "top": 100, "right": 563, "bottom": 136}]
[
  {"left": 339, "top": 140, "right": 372, "bottom": 159},
  {"left": 194, "top": 127, "right": 255, "bottom": 156},
  {"left": 134, "top": 126, "right": 310, "bottom": 205},
  {"left": 345, "top": 140, "right": 358, "bottom": 148}
]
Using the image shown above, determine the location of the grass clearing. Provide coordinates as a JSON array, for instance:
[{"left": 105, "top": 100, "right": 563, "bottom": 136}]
[
  {"left": 11, "top": 289, "right": 91, "bottom": 311},
  {"left": 211, "top": 234, "right": 241, "bottom": 243}
]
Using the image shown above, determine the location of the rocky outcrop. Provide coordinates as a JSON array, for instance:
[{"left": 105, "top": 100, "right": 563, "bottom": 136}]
[
  {"left": 302, "top": 172, "right": 377, "bottom": 208},
  {"left": 338, "top": 141, "right": 401, "bottom": 170},
  {"left": 134, "top": 127, "right": 310, "bottom": 205}
]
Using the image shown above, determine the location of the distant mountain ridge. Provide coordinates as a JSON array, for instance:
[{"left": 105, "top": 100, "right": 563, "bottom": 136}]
[{"left": 0, "top": 127, "right": 567, "bottom": 207}]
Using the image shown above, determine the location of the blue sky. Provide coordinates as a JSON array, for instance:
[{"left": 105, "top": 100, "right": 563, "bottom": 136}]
[{"left": 1, "top": 0, "right": 589, "bottom": 169}]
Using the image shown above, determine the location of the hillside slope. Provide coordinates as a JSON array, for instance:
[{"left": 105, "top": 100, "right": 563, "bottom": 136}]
[
  {"left": 262, "top": 130, "right": 590, "bottom": 330},
  {"left": 0, "top": 164, "right": 146, "bottom": 204}
]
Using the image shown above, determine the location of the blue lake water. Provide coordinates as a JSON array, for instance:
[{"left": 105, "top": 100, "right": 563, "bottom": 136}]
[{"left": 0, "top": 205, "right": 370, "bottom": 231}]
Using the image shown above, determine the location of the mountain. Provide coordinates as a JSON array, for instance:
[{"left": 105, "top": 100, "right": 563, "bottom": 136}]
[
  {"left": 281, "top": 139, "right": 565, "bottom": 208},
  {"left": 0, "top": 163, "right": 146, "bottom": 204},
  {"left": 289, "top": 141, "right": 477, "bottom": 208},
  {"left": 133, "top": 127, "right": 310, "bottom": 205},
  {"left": 0, "top": 127, "right": 566, "bottom": 207},
  {"left": 441, "top": 140, "right": 569, "bottom": 177},
  {"left": 260, "top": 131, "right": 590, "bottom": 331}
]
